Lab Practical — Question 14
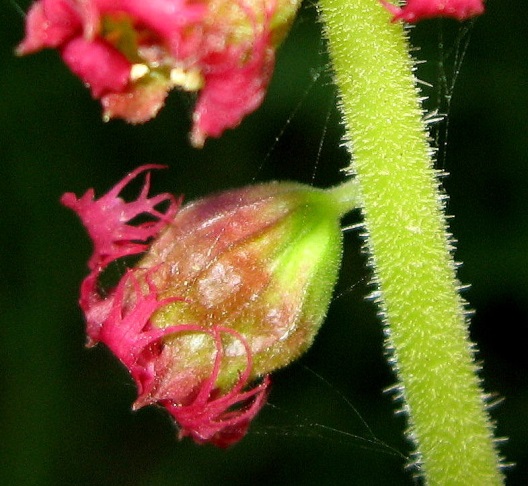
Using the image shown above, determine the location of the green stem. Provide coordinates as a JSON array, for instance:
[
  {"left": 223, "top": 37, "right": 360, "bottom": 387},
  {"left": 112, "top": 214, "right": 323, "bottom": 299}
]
[
  {"left": 326, "top": 177, "right": 362, "bottom": 215},
  {"left": 318, "top": 0, "right": 503, "bottom": 483}
]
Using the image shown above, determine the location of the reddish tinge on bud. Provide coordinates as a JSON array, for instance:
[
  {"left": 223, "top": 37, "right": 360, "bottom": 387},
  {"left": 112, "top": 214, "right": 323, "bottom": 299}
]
[
  {"left": 62, "top": 166, "right": 346, "bottom": 446},
  {"left": 17, "top": 0, "right": 301, "bottom": 146},
  {"left": 381, "top": 0, "right": 485, "bottom": 23}
]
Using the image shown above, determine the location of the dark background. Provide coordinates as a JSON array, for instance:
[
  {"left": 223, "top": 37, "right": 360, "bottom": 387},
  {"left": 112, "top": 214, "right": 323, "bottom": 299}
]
[{"left": 1, "top": 1, "right": 527, "bottom": 484}]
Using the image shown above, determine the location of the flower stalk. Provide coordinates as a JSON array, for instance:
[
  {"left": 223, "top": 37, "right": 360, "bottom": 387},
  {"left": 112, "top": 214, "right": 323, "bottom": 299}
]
[{"left": 319, "top": 0, "right": 503, "bottom": 483}]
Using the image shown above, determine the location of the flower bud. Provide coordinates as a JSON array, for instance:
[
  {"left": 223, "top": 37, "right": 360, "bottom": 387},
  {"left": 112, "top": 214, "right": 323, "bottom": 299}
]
[
  {"left": 18, "top": 0, "right": 302, "bottom": 145},
  {"left": 62, "top": 166, "right": 347, "bottom": 446}
]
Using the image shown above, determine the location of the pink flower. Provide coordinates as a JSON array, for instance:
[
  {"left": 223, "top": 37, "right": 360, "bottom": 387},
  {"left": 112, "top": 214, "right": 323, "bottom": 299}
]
[
  {"left": 62, "top": 165, "right": 271, "bottom": 446},
  {"left": 18, "top": 0, "right": 301, "bottom": 146},
  {"left": 63, "top": 165, "right": 345, "bottom": 446},
  {"left": 381, "top": 0, "right": 485, "bottom": 22}
]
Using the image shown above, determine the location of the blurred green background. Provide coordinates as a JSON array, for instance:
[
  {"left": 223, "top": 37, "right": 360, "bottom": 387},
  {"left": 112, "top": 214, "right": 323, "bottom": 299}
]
[{"left": 1, "top": 1, "right": 527, "bottom": 484}]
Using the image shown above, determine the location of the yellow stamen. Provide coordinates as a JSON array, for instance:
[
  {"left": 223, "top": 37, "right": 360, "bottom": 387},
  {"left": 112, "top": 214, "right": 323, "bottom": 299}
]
[
  {"left": 170, "top": 67, "right": 204, "bottom": 92},
  {"left": 130, "top": 63, "right": 150, "bottom": 81}
]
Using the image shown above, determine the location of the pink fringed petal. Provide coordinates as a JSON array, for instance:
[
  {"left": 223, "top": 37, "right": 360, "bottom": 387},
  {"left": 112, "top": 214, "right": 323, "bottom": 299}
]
[
  {"left": 62, "top": 166, "right": 179, "bottom": 346},
  {"left": 165, "top": 326, "right": 270, "bottom": 447},
  {"left": 97, "top": 271, "right": 269, "bottom": 447},
  {"left": 99, "top": 269, "right": 183, "bottom": 367},
  {"left": 188, "top": 2, "right": 278, "bottom": 146},
  {"left": 61, "top": 165, "right": 179, "bottom": 271},
  {"left": 381, "top": 0, "right": 485, "bottom": 23}
]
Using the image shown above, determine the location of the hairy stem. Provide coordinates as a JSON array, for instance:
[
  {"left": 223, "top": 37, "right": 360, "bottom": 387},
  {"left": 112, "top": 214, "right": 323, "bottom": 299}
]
[{"left": 318, "top": 0, "right": 503, "bottom": 483}]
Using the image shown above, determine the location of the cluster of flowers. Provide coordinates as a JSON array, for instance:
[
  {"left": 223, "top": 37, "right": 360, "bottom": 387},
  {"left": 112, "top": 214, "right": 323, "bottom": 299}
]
[{"left": 17, "top": 0, "right": 484, "bottom": 147}]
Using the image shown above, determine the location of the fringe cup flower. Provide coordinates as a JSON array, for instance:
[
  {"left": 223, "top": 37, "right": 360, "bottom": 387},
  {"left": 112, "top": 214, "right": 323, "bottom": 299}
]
[
  {"left": 18, "top": 0, "right": 301, "bottom": 146},
  {"left": 62, "top": 165, "right": 346, "bottom": 446},
  {"left": 381, "top": 0, "right": 485, "bottom": 22}
]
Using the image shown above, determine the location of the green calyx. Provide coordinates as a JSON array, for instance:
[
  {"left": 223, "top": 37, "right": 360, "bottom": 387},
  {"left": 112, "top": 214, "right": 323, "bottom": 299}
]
[{"left": 138, "top": 181, "right": 356, "bottom": 392}]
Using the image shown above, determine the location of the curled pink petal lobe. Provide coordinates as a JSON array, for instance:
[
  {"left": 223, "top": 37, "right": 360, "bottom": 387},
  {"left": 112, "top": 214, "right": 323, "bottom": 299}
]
[
  {"left": 97, "top": 270, "right": 270, "bottom": 447},
  {"left": 191, "top": 29, "right": 274, "bottom": 147},
  {"left": 164, "top": 327, "right": 270, "bottom": 447}
]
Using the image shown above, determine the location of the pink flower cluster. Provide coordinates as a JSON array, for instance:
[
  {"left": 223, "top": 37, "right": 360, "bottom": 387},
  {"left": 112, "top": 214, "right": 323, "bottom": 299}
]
[
  {"left": 18, "top": 0, "right": 280, "bottom": 146},
  {"left": 381, "top": 0, "right": 485, "bottom": 23},
  {"left": 61, "top": 165, "right": 269, "bottom": 447}
]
